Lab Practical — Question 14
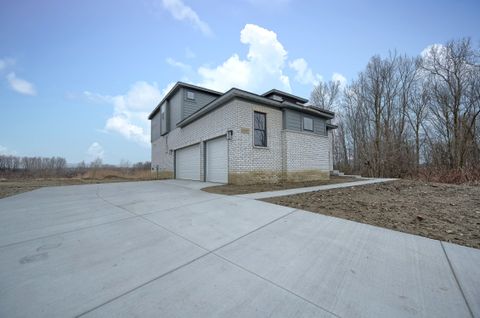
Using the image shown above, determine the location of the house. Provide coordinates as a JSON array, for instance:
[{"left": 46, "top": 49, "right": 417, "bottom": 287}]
[{"left": 149, "top": 82, "right": 336, "bottom": 184}]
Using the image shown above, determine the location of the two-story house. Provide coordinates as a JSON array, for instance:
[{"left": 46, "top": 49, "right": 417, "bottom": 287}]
[{"left": 149, "top": 82, "right": 336, "bottom": 184}]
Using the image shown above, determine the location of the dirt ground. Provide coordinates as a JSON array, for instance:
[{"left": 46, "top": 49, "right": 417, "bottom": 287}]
[
  {"left": 0, "top": 177, "right": 154, "bottom": 199},
  {"left": 203, "top": 176, "right": 359, "bottom": 195},
  {"left": 263, "top": 179, "right": 480, "bottom": 249}
]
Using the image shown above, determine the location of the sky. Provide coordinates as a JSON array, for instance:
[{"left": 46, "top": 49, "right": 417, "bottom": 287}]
[{"left": 0, "top": 0, "right": 479, "bottom": 164}]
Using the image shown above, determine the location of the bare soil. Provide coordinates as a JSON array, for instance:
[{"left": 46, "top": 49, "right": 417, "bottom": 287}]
[
  {"left": 0, "top": 177, "right": 154, "bottom": 199},
  {"left": 202, "top": 176, "right": 359, "bottom": 195},
  {"left": 263, "top": 179, "right": 480, "bottom": 249}
]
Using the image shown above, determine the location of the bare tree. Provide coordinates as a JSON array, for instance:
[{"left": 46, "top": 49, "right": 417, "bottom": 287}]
[
  {"left": 310, "top": 80, "right": 341, "bottom": 111},
  {"left": 421, "top": 38, "right": 480, "bottom": 168}
]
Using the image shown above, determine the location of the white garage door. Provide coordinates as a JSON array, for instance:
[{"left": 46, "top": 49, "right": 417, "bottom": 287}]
[
  {"left": 175, "top": 144, "right": 200, "bottom": 181},
  {"left": 206, "top": 137, "right": 228, "bottom": 183}
]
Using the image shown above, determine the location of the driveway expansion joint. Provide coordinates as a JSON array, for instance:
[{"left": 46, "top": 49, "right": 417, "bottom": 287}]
[{"left": 440, "top": 241, "right": 475, "bottom": 318}]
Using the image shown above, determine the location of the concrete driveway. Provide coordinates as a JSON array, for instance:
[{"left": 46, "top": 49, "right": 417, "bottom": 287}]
[{"left": 0, "top": 180, "right": 478, "bottom": 318}]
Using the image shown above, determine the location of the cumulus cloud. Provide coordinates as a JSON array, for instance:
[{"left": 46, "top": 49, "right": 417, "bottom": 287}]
[
  {"left": 288, "top": 58, "right": 346, "bottom": 89},
  {"left": 6, "top": 72, "right": 36, "bottom": 95},
  {"left": 84, "top": 81, "right": 172, "bottom": 147},
  {"left": 332, "top": 72, "right": 347, "bottom": 88},
  {"left": 197, "top": 24, "right": 291, "bottom": 93},
  {"left": 86, "top": 142, "right": 104, "bottom": 161},
  {"left": 420, "top": 44, "right": 448, "bottom": 71},
  {"left": 289, "top": 58, "right": 322, "bottom": 86},
  {"left": 161, "top": 0, "right": 212, "bottom": 36},
  {"left": 419, "top": 43, "right": 451, "bottom": 79},
  {"left": 421, "top": 43, "right": 446, "bottom": 59}
]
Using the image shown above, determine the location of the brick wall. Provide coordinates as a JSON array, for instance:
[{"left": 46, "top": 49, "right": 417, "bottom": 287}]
[{"left": 283, "top": 130, "right": 330, "bottom": 181}]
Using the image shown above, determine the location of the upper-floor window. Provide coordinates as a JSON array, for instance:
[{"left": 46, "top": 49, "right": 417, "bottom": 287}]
[
  {"left": 254, "top": 112, "right": 267, "bottom": 147},
  {"left": 186, "top": 91, "right": 195, "bottom": 100},
  {"left": 160, "top": 104, "right": 165, "bottom": 119},
  {"left": 303, "top": 117, "right": 313, "bottom": 132}
]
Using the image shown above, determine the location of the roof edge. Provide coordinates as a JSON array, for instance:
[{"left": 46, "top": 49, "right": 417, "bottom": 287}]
[
  {"left": 261, "top": 89, "right": 308, "bottom": 104},
  {"left": 148, "top": 82, "right": 223, "bottom": 119}
]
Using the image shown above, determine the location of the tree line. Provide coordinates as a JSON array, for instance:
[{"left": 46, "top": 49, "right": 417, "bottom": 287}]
[
  {"left": 0, "top": 155, "right": 151, "bottom": 178},
  {"left": 311, "top": 38, "right": 480, "bottom": 182},
  {"left": 0, "top": 155, "right": 67, "bottom": 177}
]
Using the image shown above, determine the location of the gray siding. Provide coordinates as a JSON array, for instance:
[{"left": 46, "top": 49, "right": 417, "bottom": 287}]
[
  {"left": 169, "top": 89, "right": 183, "bottom": 128},
  {"left": 160, "top": 88, "right": 219, "bottom": 135},
  {"left": 284, "top": 109, "right": 327, "bottom": 136},
  {"left": 151, "top": 111, "right": 161, "bottom": 141},
  {"left": 313, "top": 117, "right": 327, "bottom": 136},
  {"left": 284, "top": 109, "right": 302, "bottom": 131},
  {"left": 182, "top": 89, "right": 217, "bottom": 119}
]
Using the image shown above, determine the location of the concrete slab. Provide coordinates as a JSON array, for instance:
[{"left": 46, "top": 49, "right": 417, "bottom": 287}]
[
  {"left": 0, "top": 217, "right": 206, "bottom": 318},
  {"left": 97, "top": 181, "right": 224, "bottom": 215},
  {"left": 144, "top": 196, "right": 295, "bottom": 250},
  {"left": 81, "top": 254, "right": 335, "bottom": 318},
  {"left": 217, "top": 211, "right": 472, "bottom": 317},
  {"left": 443, "top": 242, "right": 480, "bottom": 317},
  {"left": 237, "top": 178, "right": 396, "bottom": 199},
  {"left": 0, "top": 190, "right": 133, "bottom": 247}
]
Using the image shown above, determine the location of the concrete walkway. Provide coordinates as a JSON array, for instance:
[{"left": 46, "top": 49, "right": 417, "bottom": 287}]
[
  {"left": 0, "top": 180, "right": 478, "bottom": 317},
  {"left": 237, "top": 178, "right": 396, "bottom": 199}
]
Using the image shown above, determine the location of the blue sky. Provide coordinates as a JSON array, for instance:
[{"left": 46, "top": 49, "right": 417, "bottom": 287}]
[{"left": 1, "top": 0, "right": 479, "bottom": 164}]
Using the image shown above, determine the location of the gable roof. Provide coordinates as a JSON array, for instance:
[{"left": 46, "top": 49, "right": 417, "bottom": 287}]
[{"left": 148, "top": 82, "right": 222, "bottom": 119}]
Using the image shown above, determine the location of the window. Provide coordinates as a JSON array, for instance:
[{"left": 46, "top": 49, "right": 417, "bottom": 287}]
[
  {"left": 186, "top": 91, "right": 195, "bottom": 100},
  {"left": 160, "top": 104, "right": 167, "bottom": 135},
  {"left": 160, "top": 104, "right": 165, "bottom": 119},
  {"left": 303, "top": 117, "right": 313, "bottom": 132},
  {"left": 254, "top": 112, "right": 267, "bottom": 147}
]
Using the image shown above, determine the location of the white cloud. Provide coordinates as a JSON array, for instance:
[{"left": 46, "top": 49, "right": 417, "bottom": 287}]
[
  {"left": 332, "top": 72, "right": 347, "bottom": 88},
  {"left": 84, "top": 81, "right": 172, "bottom": 147},
  {"left": 6, "top": 72, "right": 36, "bottom": 96},
  {"left": 86, "top": 142, "right": 104, "bottom": 161},
  {"left": 289, "top": 57, "right": 347, "bottom": 89},
  {"left": 161, "top": 0, "right": 212, "bottom": 36},
  {"left": 289, "top": 58, "right": 322, "bottom": 86},
  {"left": 166, "top": 57, "right": 192, "bottom": 72},
  {"left": 0, "top": 145, "right": 17, "bottom": 156},
  {"left": 197, "top": 24, "right": 291, "bottom": 93},
  {"left": 419, "top": 44, "right": 451, "bottom": 80},
  {"left": 420, "top": 43, "right": 446, "bottom": 59}
]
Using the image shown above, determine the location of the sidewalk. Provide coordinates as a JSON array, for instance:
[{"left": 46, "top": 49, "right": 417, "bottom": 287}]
[{"left": 237, "top": 178, "right": 396, "bottom": 199}]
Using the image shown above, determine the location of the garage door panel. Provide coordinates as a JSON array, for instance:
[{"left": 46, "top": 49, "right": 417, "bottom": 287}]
[
  {"left": 206, "top": 137, "right": 228, "bottom": 183},
  {"left": 176, "top": 144, "right": 200, "bottom": 181}
]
